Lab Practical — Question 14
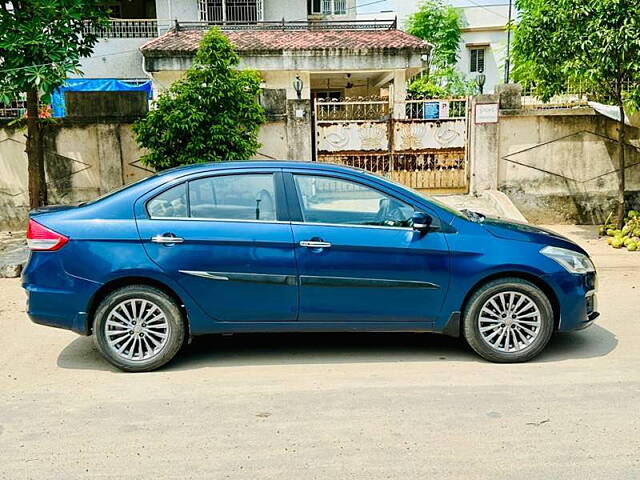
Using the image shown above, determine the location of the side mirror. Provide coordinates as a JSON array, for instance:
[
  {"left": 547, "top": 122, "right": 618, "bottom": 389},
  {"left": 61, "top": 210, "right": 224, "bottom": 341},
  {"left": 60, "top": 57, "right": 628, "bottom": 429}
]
[{"left": 412, "top": 211, "right": 432, "bottom": 232}]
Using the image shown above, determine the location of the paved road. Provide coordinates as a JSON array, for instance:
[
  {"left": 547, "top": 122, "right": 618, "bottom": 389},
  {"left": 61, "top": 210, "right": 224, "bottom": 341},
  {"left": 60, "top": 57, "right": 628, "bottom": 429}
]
[{"left": 1, "top": 225, "right": 639, "bottom": 479}]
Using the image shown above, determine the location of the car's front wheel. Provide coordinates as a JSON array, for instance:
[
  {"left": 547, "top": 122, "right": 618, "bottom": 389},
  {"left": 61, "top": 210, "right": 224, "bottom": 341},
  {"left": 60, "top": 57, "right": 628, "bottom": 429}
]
[
  {"left": 463, "top": 278, "right": 554, "bottom": 363},
  {"left": 93, "top": 285, "right": 185, "bottom": 372}
]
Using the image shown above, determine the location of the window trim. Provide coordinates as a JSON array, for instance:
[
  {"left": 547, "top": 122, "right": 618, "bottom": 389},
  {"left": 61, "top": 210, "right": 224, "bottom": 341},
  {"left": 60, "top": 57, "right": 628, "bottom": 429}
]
[
  {"left": 287, "top": 172, "right": 416, "bottom": 229},
  {"left": 145, "top": 171, "right": 285, "bottom": 223}
]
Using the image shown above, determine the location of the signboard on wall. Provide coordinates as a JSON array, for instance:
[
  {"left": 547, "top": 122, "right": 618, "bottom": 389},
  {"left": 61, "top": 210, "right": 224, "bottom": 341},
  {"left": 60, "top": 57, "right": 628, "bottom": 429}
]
[{"left": 474, "top": 103, "right": 499, "bottom": 124}]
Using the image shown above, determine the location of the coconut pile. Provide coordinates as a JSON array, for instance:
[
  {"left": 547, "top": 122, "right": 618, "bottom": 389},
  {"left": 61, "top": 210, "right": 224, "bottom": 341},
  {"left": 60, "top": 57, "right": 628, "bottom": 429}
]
[{"left": 600, "top": 210, "right": 640, "bottom": 250}]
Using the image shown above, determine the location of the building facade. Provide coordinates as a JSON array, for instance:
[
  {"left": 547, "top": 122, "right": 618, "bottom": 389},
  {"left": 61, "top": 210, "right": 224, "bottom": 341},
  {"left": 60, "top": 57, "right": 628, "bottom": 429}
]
[
  {"left": 77, "top": 0, "right": 359, "bottom": 80},
  {"left": 389, "top": 2, "right": 512, "bottom": 94},
  {"left": 456, "top": 5, "right": 511, "bottom": 94}
]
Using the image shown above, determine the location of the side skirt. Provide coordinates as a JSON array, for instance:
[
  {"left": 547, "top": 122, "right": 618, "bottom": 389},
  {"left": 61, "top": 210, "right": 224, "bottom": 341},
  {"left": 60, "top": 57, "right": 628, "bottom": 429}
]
[{"left": 189, "top": 321, "right": 439, "bottom": 336}]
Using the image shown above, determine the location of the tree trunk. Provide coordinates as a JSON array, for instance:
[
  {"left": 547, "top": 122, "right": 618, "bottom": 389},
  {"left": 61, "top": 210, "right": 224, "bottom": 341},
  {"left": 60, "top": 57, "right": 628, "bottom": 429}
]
[
  {"left": 25, "top": 89, "right": 47, "bottom": 209},
  {"left": 616, "top": 103, "right": 626, "bottom": 229}
]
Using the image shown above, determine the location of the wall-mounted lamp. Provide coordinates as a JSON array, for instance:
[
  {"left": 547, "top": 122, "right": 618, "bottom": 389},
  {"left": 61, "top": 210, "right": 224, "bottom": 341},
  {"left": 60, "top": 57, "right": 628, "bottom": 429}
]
[
  {"left": 293, "top": 74, "right": 303, "bottom": 99},
  {"left": 475, "top": 68, "right": 486, "bottom": 95}
]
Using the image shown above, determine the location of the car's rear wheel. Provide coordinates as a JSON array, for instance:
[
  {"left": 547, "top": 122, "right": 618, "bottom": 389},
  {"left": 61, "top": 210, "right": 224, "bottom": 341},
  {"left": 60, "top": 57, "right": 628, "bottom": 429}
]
[
  {"left": 463, "top": 278, "right": 554, "bottom": 363},
  {"left": 93, "top": 285, "right": 185, "bottom": 372}
]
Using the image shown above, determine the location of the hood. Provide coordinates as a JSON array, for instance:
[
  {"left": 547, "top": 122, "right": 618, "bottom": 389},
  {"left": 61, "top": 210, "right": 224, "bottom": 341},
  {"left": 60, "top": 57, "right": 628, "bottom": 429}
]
[{"left": 481, "top": 216, "right": 587, "bottom": 254}]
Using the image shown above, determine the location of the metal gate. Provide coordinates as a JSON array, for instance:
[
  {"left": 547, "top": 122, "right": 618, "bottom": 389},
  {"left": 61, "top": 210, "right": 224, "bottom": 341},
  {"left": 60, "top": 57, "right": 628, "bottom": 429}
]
[{"left": 314, "top": 97, "right": 469, "bottom": 193}]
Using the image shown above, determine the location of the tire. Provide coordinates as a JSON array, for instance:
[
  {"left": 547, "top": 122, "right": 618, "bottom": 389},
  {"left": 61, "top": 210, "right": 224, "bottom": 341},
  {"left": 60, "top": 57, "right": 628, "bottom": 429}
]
[
  {"left": 93, "top": 285, "right": 185, "bottom": 372},
  {"left": 463, "top": 278, "right": 554, "bottom": 363}
]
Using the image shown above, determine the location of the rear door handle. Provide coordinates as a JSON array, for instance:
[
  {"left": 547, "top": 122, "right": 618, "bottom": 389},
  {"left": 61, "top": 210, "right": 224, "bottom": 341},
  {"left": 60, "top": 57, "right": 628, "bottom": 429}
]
[
  {"left": 151, "top": 234, "right": 184, "bottom": 244},
  {"left": 300, "top": 240, "right": 332, "bottom": 248}
]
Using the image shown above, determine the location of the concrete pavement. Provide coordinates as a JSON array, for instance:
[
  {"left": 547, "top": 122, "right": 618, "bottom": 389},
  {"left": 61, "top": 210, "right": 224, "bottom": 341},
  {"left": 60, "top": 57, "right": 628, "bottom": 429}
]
[{"left": 0, "top": 225, "right": 639, "bottom": 479}]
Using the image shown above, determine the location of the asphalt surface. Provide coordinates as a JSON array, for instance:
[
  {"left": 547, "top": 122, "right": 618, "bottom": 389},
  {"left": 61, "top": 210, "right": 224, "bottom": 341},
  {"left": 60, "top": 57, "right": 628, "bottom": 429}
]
[{"left": 1, "top": 225, "right": 639, "bottom": 479}]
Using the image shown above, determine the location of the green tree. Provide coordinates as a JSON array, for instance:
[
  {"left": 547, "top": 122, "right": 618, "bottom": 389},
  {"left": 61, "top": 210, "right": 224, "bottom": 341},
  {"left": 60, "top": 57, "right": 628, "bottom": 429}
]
[
  {"left": 0, "top": 0, "right": 109, "bottom": 209},
  {"left": 406, "top": 0, "right": 474, "bottom": 98},
  {"left": 514, "top": 0, "right": 640, "bottom": 228},
  {"left": 134, "top": 28, "right": 265, "bottom": 170}
]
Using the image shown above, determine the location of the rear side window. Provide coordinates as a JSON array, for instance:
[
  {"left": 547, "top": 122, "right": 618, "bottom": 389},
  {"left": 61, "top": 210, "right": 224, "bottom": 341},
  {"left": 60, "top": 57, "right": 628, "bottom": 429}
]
[
  {"left": 189, "top": 174, "right": 277, "bottom": 221},
  {"left": 147, "top": 183, "right": 187, "bottom": 218}
]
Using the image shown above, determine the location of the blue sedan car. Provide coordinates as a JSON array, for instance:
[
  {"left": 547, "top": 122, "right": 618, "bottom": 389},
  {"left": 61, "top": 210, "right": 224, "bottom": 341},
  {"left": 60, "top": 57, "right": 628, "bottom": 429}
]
[{"left": 23, "top": 161, "right": 598, "bottom": 371}]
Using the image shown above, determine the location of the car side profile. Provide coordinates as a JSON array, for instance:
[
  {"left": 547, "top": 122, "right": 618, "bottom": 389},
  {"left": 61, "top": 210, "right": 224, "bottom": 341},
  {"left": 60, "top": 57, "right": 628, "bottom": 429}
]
[{"left": 23, "top": 161, "right": 598, "bottom": 371}]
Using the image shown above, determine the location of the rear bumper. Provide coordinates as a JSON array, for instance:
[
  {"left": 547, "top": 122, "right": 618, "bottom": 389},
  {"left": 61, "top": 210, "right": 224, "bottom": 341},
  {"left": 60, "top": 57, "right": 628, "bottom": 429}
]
[
  {"left": 23, "top": 252, "right": 100, "bottom": 336},
  {"left": 24, "top": 285, "right": 94, "bottom": 335}
]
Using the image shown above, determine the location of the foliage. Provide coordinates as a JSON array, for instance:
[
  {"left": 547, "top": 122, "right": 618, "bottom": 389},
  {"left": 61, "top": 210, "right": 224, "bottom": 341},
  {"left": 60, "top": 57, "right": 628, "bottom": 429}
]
[
  {"left": 601, "top": 210, "right": 640, "bottom": 251},
  {"left": 0, "top": 0, "right": 109, "bottom": 103},
  {"left": 407, "top": 0, "right": 463, "bottom": 69},
  {"left": 513, "top": 0, "right": 640, "bottom": 107},
  {"left": 134, "top": 28, "right": 265, "bottom": 170},
  {"left": 408, "top": 67, "right": 476, "bottom": 99},
  {"left": 0, "top": 0, "right": 109, "bottom": 208},
  {"left": 513, "top": 0, "right": 640, "bottom": 228},
  {"left": 406, "top": 1, "right": 473, "bottom": 99}
]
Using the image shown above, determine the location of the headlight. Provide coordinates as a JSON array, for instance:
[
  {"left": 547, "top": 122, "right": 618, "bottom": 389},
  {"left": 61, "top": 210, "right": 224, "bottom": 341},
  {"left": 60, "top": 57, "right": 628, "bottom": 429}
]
[{"left": 540, "top": 246, "right": 595, "bottom": 274}]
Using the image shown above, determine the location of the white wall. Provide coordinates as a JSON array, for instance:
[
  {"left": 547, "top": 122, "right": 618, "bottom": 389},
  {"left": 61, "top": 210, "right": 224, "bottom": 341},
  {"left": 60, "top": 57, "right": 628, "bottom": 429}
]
[
  {"left": 155, "top": 0, "right": 199, "bottom": 21},
  {"left": 263, "top": 0, "right": 307, "bottom": 21},
  {"left": 74, "top": 38, "right": 153, "bottom": 80}
]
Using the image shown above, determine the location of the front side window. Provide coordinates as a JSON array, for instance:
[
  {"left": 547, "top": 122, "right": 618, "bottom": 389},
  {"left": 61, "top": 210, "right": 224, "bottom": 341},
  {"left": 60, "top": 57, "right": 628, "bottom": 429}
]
[
  {"left": 294, "top": 175, "right": 414, "bottom": 228},
  {"left": 189, "top": 174, "right": 277, "bottom": 221}
]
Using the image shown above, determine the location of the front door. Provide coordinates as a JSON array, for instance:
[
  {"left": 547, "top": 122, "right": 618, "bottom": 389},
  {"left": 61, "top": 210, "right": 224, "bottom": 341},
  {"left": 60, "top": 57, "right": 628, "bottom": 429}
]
[
  {"left": 286, "top": 172, "right": 450, "bottom": 323},
  {"left": 136, "top": 170, "right": 298, "bottom": 322}
]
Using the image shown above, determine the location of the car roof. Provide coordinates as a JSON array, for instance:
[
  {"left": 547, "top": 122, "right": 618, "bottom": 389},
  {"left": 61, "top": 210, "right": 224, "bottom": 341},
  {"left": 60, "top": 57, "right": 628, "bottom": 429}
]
[{"left": 156, "top": 160, "right": 364, "bottom": 178}]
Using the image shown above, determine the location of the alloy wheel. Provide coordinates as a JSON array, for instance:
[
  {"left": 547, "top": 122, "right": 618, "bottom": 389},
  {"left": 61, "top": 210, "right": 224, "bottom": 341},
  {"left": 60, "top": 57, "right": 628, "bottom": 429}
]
[
  {"left": 104, "top": 299, "right": 171, "bottom": 362},
  {"left": 477, "top": 291, "right": 542, "bottom": 353}
]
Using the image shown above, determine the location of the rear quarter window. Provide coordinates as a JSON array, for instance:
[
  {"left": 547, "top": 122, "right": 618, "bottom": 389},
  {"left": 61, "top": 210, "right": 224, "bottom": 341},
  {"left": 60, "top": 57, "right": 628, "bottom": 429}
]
[{"left": 147, "top": 183, "right": 187, "bottom": 218}]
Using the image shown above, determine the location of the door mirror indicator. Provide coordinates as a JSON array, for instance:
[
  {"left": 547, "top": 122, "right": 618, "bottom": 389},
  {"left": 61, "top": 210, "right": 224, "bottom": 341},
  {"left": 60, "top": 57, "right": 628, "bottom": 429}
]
[{"left": 412, "top": 212, "right": 432, "bottom": 232}]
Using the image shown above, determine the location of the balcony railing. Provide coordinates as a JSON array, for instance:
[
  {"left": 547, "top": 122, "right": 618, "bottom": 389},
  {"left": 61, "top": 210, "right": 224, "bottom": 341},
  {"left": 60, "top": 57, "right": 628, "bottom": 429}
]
[
  {"left": 84, "top": 19, "right": 172, "bottom": 38},
  {"left": 174, "top": 18, "right": 397, "bottom": 31},
  {"left": 85, "top": 17, "right": 397, "bottom": 38}
]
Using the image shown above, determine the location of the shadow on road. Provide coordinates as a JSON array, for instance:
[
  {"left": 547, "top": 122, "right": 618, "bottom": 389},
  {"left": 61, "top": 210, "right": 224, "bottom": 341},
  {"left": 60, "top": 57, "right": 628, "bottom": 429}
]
[{"left": 57, "top": 323, "right": 617, "bottom": 372}]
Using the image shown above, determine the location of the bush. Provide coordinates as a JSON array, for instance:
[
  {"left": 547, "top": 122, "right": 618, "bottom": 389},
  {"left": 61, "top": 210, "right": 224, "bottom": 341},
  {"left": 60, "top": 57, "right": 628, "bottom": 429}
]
[{"left": 133, "top": 28, "right": 266, "bottom": 170}]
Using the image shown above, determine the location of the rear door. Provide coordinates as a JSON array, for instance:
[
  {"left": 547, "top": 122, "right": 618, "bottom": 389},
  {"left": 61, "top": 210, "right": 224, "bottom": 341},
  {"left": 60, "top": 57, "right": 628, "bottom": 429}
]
[
  {"left": 285, "top": 171, "right": 450, "bottom": 324},
  {"left": 136, "top": 169, "right": 298, "bottom": 322}
]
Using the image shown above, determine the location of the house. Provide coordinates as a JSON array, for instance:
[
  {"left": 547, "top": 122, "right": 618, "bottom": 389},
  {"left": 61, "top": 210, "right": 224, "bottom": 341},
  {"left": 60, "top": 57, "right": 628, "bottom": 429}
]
[
  {"left": 386, "top": 3, "right": 513, "bottom": 94},
  {"left": 62, "top": 0, "right": 431, "bottom": 161},
  {"left": 76, "top": 0, "right": 361, "bottom": 80},
  {"left": 456, "top": 5, "right": 511, "bottom": 93}
]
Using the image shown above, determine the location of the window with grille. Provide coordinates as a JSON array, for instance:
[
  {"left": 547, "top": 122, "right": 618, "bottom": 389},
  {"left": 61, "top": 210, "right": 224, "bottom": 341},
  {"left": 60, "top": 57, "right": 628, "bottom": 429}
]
[
  {"left": 470, "top": 47, "right": 485, "bottom": 73},
  {"left": 321, "top": 0, "right": 347, "bottom": 15},
  {"left": 199, "top": 0, "right": 262, "bottom": 22}
]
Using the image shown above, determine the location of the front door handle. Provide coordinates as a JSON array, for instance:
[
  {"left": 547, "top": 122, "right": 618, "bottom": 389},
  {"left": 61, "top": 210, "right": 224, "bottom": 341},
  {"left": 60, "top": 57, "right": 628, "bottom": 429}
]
[
  {"left": 151, "top": 233, "right": 184, "bottom": 244},
  {"left": 300, "top": 240, "right": 332, "bottom": 248}
]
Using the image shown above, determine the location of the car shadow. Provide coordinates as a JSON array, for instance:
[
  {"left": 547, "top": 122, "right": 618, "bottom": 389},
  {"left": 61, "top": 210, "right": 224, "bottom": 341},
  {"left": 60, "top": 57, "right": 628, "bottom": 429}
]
[{"left": 57, "top": 323, "right": 617, "bottom": 372}]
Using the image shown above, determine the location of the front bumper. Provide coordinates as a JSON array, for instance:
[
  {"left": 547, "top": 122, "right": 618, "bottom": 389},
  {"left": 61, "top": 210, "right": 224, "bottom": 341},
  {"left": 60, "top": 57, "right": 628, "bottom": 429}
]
[{"left": 547, "top": 270, "right": 598, "bottom": 332}]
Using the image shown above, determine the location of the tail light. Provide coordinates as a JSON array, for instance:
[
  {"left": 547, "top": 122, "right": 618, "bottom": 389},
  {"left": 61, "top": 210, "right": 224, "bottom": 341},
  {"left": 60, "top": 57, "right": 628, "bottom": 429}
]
[{"left": 26, "top": 219, "right": 69, "bottom": 251}]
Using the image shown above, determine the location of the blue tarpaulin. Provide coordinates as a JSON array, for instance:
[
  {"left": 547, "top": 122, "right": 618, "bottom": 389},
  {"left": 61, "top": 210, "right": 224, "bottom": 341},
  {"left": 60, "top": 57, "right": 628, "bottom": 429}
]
[{"left": 51, "top": 78, "right": 152, "bottom": 117}]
